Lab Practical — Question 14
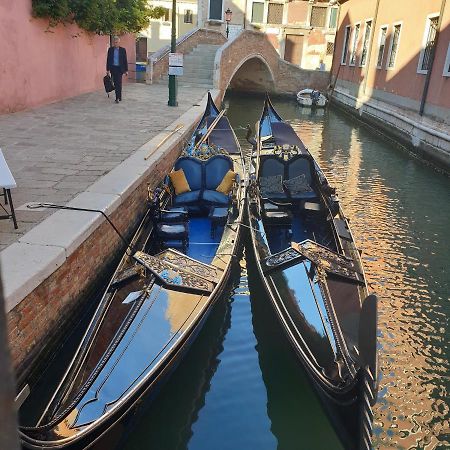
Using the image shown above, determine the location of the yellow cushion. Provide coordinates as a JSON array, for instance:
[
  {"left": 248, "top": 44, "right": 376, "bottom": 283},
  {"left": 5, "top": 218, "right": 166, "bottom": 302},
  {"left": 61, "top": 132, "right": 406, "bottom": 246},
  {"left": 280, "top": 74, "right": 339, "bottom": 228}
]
[
  {"left": 169, "top": 169, "right": 191, "bottom": 195},
  {"left": 216, "top": 170, "right": 236, "bottom": 194}
]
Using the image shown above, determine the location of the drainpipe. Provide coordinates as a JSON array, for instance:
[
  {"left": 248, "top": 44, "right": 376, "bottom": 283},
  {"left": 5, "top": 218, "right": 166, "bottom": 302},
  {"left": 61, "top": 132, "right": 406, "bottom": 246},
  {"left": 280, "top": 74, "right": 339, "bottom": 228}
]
[
  {"left": 243, "top": 0, "right": 247, "bottom": 29},
  {"left": 419, "top": 0, "right": 447, "bottom": 116},
  {"left": 328, "top": 0, "right": 342, "bottom": 99},
  {"left": 361, "top": 0, "right": 380, "bottom": 96}
]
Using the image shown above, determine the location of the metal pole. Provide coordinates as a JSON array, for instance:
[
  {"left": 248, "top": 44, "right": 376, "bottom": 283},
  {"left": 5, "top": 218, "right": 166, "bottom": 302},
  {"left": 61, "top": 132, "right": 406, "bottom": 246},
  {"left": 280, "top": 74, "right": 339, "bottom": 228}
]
[
  {"left": 168, "top": 0, "right": 178, "bottom": 106},
  {"left": 328, "top": 1, "right": 342, "bottom": 100},
  {"left": 361, "top": 0, "right": 381, "bottom": 96}
]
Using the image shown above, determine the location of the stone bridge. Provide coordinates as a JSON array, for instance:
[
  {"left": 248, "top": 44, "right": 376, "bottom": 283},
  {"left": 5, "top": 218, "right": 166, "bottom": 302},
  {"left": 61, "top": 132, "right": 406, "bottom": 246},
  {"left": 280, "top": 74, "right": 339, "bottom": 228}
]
[{"left": 148, "top": 28, "right": 330, "bottom": 95}]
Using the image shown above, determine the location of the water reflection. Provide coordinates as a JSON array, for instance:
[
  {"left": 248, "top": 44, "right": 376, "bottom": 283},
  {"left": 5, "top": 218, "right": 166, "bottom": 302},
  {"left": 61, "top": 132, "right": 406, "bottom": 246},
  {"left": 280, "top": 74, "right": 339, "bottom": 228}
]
[
  {"left": 121, "top": 274, "right": 235, "bottom": 450},
  {"left": 246, "top": 244, "right": 344, "bottom": 450}
]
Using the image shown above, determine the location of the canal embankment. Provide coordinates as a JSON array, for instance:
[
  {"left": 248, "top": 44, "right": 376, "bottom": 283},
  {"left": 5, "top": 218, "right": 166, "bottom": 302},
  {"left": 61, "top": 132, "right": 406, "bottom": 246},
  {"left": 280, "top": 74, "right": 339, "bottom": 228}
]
[
  {"left": 0, "top": 84, "right": 222, "bottom": 384},
  {"left": 331, "top": 88, "right": 450, "bottom": 173}
]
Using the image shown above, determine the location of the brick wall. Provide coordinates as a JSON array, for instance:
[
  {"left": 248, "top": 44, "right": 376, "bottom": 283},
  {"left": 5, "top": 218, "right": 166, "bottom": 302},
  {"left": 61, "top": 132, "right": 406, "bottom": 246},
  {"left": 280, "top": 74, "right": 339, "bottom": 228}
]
[
  {"left": 148, "top": 28, "right": 226, "bottom": 83},
  {"left": 276, "top": 59, "right": 330, "bottom": 94},
  {"left": 6, "top": 131, "right": 194, "bottom": 384}
]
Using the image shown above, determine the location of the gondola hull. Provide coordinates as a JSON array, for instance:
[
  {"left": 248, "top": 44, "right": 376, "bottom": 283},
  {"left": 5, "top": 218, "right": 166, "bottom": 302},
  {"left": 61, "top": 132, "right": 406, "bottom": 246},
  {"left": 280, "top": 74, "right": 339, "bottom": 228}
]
[
  {"left": 20, "top": 93, "right": 246, "bottom": 449},
  {"left": 247, "top": 96, "right": 377, "bottom": 450}
]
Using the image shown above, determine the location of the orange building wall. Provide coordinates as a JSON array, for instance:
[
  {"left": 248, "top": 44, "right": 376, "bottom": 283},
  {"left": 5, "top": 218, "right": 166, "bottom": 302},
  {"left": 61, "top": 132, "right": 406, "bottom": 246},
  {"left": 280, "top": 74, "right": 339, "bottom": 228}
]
[
  {"left": 332, "top": 0, "right": 450, "bottom": 111},
  {"left": 287, "top": 1, "right": 309, "bottom": 24}
]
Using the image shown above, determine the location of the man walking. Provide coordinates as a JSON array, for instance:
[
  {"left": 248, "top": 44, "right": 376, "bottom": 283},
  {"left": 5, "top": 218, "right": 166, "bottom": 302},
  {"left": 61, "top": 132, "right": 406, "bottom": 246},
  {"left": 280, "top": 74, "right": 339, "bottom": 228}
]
[{"left": 106, "top": 36, "right": 128, "bottom": 103}]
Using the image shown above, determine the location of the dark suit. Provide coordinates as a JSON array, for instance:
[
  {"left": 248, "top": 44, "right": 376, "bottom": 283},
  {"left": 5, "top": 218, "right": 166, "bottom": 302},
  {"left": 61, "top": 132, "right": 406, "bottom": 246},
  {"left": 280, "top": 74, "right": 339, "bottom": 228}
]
[{"left": 106, "top": 46, "right": 128, "bottom": 101}]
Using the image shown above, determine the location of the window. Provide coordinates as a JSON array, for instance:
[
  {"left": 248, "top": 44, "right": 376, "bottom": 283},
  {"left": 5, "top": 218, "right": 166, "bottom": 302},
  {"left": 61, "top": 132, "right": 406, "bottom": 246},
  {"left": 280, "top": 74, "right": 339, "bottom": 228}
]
[
  {"left": 376, "top": 25, "right": 388, "bottom": 68},
  {"left": 349, "top": 22, "right": 360, "bottom": 66},
  {"left": 184, "top": 9, "right": 193, "bottom": 23},
  {"left": 341, "top": 25, "right": 351, "bottom": 65},
  {"left": 310, "top": 6, "right": 327, "bottom": 28},
  {"left": 360, "top": 19, "right": 372, "bottom": 66},
  {"left": 267, "top": 3, "right": 283, "bottom": 24},
  {"left": 328, "top": 7, "right": 338, "bottom": 29},
  {"left": 443, "top": 42, "right": 450, "bottom": 77},
  {"left": 163, "top": 8, "right": 170, "bottom": 21},
  {"left": 326, "top": 41, "right": 334, "bottom": 55},
  {"left": 252, "top": 2, "right": 264, "bottom": 23},
  {"left": 209, "top": 0, "right": 223, "bottom": 20},
  {"left": 418, "top": 15, "right": 439, "bottom": 73},
  {"left": 387, "top": 23, "right": 402, "bottom": 68}
]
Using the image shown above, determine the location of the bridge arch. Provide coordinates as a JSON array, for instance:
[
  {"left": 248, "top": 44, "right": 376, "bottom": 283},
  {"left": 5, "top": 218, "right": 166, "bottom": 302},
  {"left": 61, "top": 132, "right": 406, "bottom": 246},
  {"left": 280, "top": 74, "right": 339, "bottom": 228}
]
[{"left": 226, "top": 54, "right": 275, "bottom": 93}]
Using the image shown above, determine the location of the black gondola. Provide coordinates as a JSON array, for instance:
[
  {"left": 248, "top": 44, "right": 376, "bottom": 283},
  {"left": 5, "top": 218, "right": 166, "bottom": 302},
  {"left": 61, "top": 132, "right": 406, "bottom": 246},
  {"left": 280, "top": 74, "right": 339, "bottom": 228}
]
[
  {"left": 246, "top": 96, "right": 378, "bottom": 450},
  {"left": 19, "top": 92, "right": 245, "bottom": 449}
]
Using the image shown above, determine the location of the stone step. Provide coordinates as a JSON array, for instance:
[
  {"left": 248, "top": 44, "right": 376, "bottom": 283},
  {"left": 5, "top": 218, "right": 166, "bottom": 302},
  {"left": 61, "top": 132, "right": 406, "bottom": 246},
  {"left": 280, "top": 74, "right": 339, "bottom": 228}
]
[
  {"left": 181, "top": 76, "right": 213, "bottom": 84},
  {"left": 161, "top": 75, "right": 213, "bottom": 85},
  {"left": 184, "top": 54, "right": 216, "bottom": 61},
  {"left": 158, "top": 78, "right": 213, "bottom": 89},
  {"left": 182, "top": 68, "right": 213, "bottom": 77}
]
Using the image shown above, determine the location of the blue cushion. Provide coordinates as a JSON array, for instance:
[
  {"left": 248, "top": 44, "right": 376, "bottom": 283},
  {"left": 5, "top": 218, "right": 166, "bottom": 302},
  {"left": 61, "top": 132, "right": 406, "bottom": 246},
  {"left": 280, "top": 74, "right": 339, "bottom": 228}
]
[
  {"left": 202, "top": 190, "right": 230, "bottom": 205},
  {"left": 174, "top": 157, "right": 203, "bottom": 191},
  {"left": 261, "top": 158, "right": 284, "bottom": 178},
  {"left": 157, "top": 223, "right": 188, "bottom": 239},
  {"left": 262, "top": 191, "right": 289, "bottom": 201},
  {"left": 289, "top": 191, "right": 318, "bottom": 200},
  {"left": 288, "top": 158, "right": 313, "bottom": 185},
  {"left": 209, "top": 207, "right": 228, "bottom": 219},
  {"left": 173, "top": 190, "right": 201, "bottom": 205},
  {"left": 204, "top": 155, "right": 233, "bottom": 190}
]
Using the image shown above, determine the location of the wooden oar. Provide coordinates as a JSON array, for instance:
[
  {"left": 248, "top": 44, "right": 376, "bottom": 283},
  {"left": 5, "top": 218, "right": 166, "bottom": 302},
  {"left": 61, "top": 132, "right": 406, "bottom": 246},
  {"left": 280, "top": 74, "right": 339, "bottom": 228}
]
[
  {"left": 144, "top": 124, "right": 184, "bottom": 160},
  {"left": 193, "top": 109, "right": 226, "bottom": 151}
]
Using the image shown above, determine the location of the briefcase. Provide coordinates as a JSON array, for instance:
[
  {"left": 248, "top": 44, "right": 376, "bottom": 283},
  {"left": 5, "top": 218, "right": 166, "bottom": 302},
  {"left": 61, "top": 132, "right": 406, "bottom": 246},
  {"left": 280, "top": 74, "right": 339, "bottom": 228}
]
[{"left": 103, "top": 74, "right": 115, "bottom": 97}]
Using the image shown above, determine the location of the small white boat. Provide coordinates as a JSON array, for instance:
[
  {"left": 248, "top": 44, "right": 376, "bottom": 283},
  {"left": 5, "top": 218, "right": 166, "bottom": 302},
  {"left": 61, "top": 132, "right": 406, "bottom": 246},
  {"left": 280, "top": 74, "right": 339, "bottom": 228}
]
[{"left": 296, "top": 89, "right": 327, "bottom": 107}]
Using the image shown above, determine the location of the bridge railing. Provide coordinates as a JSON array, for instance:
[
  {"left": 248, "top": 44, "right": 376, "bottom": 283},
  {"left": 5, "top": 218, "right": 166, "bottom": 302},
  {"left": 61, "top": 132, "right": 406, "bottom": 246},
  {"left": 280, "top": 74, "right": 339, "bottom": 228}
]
[{"left": 147, "top": 28, "right": 226, "bottom": 84}]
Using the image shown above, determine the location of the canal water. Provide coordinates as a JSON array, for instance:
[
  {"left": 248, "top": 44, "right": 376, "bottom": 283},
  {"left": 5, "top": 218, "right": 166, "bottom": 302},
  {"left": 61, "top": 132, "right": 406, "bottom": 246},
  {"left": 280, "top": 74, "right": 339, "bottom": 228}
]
[{"left": 22, "top": 95, "right": 449, "bottom": 450}]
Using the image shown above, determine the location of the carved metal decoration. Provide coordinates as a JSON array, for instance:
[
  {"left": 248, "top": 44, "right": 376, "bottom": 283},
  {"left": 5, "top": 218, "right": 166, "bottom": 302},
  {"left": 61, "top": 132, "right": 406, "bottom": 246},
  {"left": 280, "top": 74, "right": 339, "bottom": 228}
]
[
  {"left": 262, "top": 239, "right": 363, "bottom": 283},
  {"left": 273, "top": 144, "right": 299, "bottom": 161},
  {"left": 181, "top": 143, "right": 229, "bottom": 160},
  {"left": 292, "top": 240, "right": 363, "bottom": 282},
  {"left": 264, "top": 248, "right": 301, "bottom": 268},
  {"left": 110, "top": 266, "right": 140, "bottom": 289},
  {"left": 134, "top": 251, "right": 214, "bottom": 293},
  {"left": 157, "top": 248, "right": 222, "bottom": 283}
]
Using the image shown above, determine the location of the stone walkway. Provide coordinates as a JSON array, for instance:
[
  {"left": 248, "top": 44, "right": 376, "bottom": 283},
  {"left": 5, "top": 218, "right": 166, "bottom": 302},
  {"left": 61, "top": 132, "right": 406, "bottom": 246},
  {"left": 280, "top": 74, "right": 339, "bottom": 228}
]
[{"left": 0, "top": 82, "right": 207, "bottom": 251}]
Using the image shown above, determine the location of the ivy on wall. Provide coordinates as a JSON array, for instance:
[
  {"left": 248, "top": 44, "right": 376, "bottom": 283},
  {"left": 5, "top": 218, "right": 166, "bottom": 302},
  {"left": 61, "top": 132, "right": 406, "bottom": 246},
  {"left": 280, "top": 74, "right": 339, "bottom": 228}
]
[{"left": 32, "top": 0, "right": 166, "bottom": 34}]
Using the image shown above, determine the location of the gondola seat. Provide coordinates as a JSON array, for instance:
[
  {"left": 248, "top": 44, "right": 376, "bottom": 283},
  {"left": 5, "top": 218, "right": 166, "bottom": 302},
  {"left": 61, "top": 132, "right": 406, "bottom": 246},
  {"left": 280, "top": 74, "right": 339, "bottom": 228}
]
[
  {"left": 173, "top": 190, "right": 201, "bottom": 206},
  {"left": 156, "top": 222, "right": 189, "bottom": 251},
  {"left": 160, "top": 207, "right": 188, "bottom": 223},
  {"left": 172, "top": 155, "right": 234, "bottom": 209},
  {"left": 259, "top": 155, "right": 318, "bottom": 202}
]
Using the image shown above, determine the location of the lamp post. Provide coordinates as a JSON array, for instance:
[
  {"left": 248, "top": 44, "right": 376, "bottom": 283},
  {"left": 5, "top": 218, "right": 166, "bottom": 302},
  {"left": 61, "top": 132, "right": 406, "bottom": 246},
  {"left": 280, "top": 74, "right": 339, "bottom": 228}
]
[
  {"left": 225, "top": 8, "right": 232, "bottom": 39},
  {"left": 168, "top": 0, "right": 178, "bottom": 106}
]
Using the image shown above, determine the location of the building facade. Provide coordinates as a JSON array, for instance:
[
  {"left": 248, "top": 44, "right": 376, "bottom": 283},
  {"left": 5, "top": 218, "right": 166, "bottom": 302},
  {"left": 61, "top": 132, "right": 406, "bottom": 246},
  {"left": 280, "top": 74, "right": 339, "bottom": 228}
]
[
  {"left": 197, "top": 0, "right": 338, "bottom": 70},
  {"left": 330, "top": 0, "right": 450, "bottom": 169},
  {"left": 138, "top": 0, "right": 198, "bottom": 60}
]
